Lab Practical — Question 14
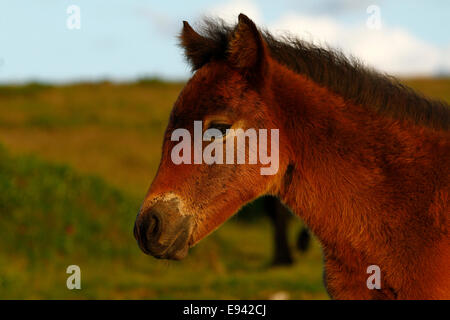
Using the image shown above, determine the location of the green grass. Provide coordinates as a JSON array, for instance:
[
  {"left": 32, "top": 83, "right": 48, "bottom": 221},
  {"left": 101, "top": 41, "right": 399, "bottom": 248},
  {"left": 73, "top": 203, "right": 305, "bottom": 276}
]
[
  {"left": 0, "top": 144, "right": 327, "bottom": 299},
  {"left": 1, "top": 78, "right": 448, "bottom": 299},
  {"left": 0, "top": 82, "right": 183, "bottom": 197}
]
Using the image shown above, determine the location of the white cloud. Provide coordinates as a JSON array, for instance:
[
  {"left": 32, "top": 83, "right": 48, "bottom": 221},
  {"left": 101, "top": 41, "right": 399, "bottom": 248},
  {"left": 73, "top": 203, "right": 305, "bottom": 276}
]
[
  {"left": 205, "top": 0, "right": 263, "bottom": 25},
  {"left": 269, "top": 13, "right": 449, "bottom": 76},
  {"left": 269, "top": 13, "right": 345, "bottom": 47},
  {"left": 203, "top": 0, "right": 449, "bottom": 76},
  {"left": 136, "top": 7, "right": 179, "bottom": 37},
  {"left": 350, "top": 28, "right": 442, "bottom": 75},
  {"left": 439, "top": 45, "right": 450, "bottom": 73}
]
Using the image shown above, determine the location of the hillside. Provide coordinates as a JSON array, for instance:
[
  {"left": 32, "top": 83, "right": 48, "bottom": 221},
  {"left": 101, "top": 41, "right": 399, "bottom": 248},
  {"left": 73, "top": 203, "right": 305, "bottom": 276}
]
[
  {"left": 0, "top": 145, "right": 326, "bottom": 299},
  {"left": 0, "top": 78, "right": 448, "bottom": 299}
]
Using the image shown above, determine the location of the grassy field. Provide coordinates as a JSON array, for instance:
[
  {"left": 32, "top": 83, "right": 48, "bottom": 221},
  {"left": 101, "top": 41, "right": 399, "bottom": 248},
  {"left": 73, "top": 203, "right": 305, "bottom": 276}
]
[
  {"left": 0, "top": 145, "right": 326, "bottom": 299},
  {"left": 0, "top": 77, "right": 449, "bottom": 299}
]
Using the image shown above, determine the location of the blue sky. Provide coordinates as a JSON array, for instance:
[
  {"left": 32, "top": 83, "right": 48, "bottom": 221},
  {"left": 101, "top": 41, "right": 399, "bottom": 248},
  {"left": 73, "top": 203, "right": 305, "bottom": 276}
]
[{"left": 0, "top": 0, "right": 449, "bottom": 83}]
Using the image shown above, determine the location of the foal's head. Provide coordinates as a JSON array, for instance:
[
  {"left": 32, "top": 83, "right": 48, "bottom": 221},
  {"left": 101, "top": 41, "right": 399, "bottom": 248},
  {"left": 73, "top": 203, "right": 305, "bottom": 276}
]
[{"left": 134, "top": 14, "right": 287, "bottom": 260}]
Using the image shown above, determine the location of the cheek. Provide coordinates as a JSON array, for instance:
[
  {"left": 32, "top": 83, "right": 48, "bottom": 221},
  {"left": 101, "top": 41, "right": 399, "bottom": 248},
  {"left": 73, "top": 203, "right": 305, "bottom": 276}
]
[
  {"left": 188, "top": 167, "right": 269, "bottom": 246},
  {"left": 188, "top": 187, "right": 248, "bottom": 245},
  {"left": 154, "top": 127, "right": 276, "bottom": 210},
  {"left": 192, "top": 164, "right": 267, "bottom": 207}
]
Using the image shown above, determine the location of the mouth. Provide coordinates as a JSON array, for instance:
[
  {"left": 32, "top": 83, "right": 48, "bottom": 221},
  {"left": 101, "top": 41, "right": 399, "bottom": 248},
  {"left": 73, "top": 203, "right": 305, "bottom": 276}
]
[
  {"left": 134, "top": 218, "right": 192, "bottom": 261},
  {"left": 148, "top": 229, "right": 191, "bottom": 260}
]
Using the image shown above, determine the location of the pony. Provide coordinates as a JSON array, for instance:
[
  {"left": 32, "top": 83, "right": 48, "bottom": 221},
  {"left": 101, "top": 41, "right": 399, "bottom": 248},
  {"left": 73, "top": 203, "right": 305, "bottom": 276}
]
[{"left": 134, "top": 14, "right": 449, "bottom": 299}]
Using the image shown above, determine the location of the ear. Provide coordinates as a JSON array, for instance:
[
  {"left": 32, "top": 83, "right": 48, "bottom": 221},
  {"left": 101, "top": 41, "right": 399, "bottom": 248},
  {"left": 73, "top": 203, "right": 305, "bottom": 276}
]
[
  {"left": 179, "top": 21, "right": 219, "bottom": 70},
  {"left": 228, "top": 14, "right": 268, "bottom": 76}
]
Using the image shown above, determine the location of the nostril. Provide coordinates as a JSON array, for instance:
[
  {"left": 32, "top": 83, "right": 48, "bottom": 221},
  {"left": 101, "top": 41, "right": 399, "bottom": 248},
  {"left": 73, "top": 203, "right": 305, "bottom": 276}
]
[
  {"left": 136, "top": 212, "right": 162, "bottom": 252},
  {"left": 147, "top": 214, "right": 160, "bottom": 238},
  {"left": 138, "top": 218, "right": 149, "bottom": 247}
]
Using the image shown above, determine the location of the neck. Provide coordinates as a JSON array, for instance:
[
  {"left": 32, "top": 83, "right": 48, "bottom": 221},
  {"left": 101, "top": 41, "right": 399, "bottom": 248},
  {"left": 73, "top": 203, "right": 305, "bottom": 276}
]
[
  {"left": 260, "top": 56, "right": 448, "bottom": 300},
  {"left": 269, "top": 62, "right": 443, "bottom": 260}
]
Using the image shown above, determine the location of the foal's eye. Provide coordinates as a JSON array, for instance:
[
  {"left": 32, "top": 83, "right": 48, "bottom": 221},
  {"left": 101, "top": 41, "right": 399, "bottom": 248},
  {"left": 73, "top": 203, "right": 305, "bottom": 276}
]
[{"left": 207, "top": 122, "right": 232, "bottom": 138}]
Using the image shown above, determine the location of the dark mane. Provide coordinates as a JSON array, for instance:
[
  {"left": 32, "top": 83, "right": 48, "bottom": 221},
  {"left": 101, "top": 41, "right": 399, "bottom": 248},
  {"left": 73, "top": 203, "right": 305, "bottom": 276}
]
[{"left": 186, "top": 18, "right": 450, "bottom": 131}]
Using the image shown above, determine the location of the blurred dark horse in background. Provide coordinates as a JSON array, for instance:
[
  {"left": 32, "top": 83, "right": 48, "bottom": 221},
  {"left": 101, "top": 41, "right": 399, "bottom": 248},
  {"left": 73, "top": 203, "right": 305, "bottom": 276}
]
[
  {"left": 264, "top": 196, "right": 310, "bottom": 265},
  {"left": 135, "top": 14, "right": 449, "bottom": 299}
]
